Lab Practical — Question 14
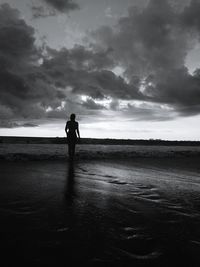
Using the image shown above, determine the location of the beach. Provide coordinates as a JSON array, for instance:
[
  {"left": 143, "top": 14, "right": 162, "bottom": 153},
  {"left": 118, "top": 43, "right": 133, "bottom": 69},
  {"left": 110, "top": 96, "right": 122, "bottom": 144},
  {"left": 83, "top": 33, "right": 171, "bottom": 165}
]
[
  {"left": 0, "top": 145, "right": 200, "bottom": 266},
  {"left": 0, "top": 143, "right": 200, "bottom": 160}
]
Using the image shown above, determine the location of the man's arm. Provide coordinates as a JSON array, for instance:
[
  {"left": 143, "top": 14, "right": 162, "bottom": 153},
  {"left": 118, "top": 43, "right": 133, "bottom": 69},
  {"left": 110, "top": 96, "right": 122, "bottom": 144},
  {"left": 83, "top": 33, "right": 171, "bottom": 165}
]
[
  {"left": 65, "top": 122, "right": 68, "bottom": 135},
  {"left": 76, "top": 123, "right": 80, "bottom": 139}
]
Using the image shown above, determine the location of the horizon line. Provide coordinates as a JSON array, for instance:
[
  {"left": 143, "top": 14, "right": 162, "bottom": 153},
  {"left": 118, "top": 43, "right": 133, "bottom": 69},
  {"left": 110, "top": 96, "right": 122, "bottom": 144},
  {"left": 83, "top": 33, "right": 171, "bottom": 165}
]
[{"left": 0, "top": 136, "right": 200, "bottom": 142}]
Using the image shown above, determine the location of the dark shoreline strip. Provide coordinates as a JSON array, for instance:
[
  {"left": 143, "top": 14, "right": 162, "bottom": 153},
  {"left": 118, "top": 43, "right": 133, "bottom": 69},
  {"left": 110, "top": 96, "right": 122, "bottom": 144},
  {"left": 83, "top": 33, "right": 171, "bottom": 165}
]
[{"left": 1, "top": 151, "right": 200, "bottom": 161}]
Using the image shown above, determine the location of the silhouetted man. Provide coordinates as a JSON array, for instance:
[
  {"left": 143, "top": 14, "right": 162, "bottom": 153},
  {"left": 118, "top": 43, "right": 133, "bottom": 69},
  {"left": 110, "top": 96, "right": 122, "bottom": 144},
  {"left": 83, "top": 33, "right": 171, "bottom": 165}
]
[{"left": 65, "top": 114, "right": 80, "bottom": 160}]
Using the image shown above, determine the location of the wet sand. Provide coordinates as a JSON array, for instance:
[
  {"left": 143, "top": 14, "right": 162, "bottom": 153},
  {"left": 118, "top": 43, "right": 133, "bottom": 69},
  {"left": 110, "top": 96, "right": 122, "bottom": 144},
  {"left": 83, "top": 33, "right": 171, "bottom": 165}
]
[
  {"left": 0, "top": 158, "right": 200, "bottom": 266},
  {"left": 1, "top": 143, "right": 200, "bottom": 160}
]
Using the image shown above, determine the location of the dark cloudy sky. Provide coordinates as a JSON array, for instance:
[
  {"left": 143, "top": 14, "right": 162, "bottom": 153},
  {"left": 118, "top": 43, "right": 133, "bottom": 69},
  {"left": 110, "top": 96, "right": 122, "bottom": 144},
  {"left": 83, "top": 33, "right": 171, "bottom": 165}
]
[{"left": 0, "top": 0, "right": 200, "bottom": 140}]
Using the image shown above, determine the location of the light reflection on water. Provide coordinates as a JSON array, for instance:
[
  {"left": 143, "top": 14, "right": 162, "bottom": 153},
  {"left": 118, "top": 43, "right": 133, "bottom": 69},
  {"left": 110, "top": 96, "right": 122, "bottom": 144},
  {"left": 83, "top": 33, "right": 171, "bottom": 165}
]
[{"left": 0, "top": 159, "right": 200, "bottom": 265}]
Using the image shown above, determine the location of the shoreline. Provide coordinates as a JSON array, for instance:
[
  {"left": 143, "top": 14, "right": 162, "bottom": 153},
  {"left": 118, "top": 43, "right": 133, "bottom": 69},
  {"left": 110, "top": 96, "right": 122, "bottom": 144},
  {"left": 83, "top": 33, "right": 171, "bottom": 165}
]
[
  {"left": 1, "top": 136, "right": 200, "bottom": 146},
  {"left": 0, "top": 143, "right": 200, "bottom": 161}
]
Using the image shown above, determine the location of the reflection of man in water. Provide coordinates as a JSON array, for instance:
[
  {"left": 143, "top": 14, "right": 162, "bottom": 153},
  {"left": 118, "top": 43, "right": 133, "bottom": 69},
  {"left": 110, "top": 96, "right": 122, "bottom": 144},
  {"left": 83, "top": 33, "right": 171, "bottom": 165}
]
[
  {"left": 65, "top": 114, "right": 80, "bottom": 160},
  {"left": 65, "top": 162, "right": 75, "bottom": 203}
]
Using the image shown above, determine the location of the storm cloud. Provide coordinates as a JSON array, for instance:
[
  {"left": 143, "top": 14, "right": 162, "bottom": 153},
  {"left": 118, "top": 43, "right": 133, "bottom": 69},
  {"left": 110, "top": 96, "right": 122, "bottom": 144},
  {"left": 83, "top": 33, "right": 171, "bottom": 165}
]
[
  {"left": 0, "top": 4, "right": 128, "bottom": 127},
  {"left": 0, "top": 4, "right": 68, "bottom": 125},
  {"left": 44, "top": 0, "right": 79, "bottom": 12},
  {"left": 91, "top": 0, "right": 200, "bottom": 114},
  {"left": 181, "top": 0, "right": 200, "bottom": 31},
  {"left": 1, "top": 1, "right": 200, "bottom": 128},
  {"left": 32, "top": 0, "right": 79, "bottom": 18},
  {"left": 0, "top": 3, "right": 43, "bottom": 120}
]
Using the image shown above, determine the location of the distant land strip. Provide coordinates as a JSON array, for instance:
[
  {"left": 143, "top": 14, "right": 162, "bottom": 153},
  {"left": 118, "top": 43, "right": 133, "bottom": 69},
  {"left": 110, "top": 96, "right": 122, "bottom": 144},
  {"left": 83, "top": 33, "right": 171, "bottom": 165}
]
[{"left": 0, "top": 136, "right": 200, "bottom": 146}]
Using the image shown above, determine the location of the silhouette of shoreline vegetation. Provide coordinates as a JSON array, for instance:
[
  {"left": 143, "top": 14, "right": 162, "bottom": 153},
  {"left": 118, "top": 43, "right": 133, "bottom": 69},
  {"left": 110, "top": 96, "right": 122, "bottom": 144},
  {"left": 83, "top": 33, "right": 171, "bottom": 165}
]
[{"left": 0, "top": 136, "right": 200, "bottom": 146}]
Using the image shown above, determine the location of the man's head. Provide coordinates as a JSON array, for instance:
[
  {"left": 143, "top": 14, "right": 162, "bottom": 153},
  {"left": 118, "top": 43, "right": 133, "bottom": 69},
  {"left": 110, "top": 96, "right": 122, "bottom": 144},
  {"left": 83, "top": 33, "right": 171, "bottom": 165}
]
[{"left": 70, "top": 113, "right": 76, "bottom": 121}]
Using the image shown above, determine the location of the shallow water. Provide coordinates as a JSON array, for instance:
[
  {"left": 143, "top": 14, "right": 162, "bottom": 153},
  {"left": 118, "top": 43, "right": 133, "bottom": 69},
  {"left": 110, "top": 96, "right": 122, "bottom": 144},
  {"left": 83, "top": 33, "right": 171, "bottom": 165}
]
[{"left": 0, "top": 158, "right": 200, "bottom": 266}]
